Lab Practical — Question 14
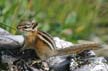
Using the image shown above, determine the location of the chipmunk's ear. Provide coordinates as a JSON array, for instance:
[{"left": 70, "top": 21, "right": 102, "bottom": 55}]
[{"left": 31, "top": 20, "right": 38, "bottom": 30}]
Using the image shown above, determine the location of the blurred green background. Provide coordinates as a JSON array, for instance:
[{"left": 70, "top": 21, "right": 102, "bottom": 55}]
[{"left": 0, "top": 0, "right": 108, "bottom": 42}]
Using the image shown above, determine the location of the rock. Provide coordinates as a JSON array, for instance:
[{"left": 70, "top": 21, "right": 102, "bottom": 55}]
[
  {"left": 0, "top": 28, "right": 24, "bottom": 49},
  {"left": 0, "top": 28, "right": 10, "bottom": 35},
  {"left": 72, "top": 57, "right": 108, "bottom": 71},
  {"left": 47, "top": 55, "right": 76, "bottom": 71},
  {"left": 0, "top": 35, "right": 24, "bottom": 49}
]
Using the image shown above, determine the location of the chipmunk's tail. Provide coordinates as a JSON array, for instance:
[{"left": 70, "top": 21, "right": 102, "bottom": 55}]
[{"left": 54, "top": 42, "right": 101, "bottom": 56}]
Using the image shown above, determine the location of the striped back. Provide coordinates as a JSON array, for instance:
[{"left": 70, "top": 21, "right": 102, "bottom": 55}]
[{"left": 37, "top": 30, "right": 56, "bottom": 50}]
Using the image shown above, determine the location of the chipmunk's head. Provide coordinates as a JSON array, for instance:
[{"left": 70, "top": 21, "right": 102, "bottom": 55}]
[
  {"left": 17, "top": 20, "right": 38, "bottom": 32},
  {"left": 17, "top": 20, "right": 38, "bottom": 36}
]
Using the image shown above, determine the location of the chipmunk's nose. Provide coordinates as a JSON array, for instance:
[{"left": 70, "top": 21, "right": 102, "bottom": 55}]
[{"left": 17, "top": 24, "right": 22, "bottom": 29}]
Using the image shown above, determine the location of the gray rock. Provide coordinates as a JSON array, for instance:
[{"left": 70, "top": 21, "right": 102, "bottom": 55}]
[
  {"left": 0, "top": 28, "right": 10, "bottom": 35},
  {"left": 71, "top": 57, "right": 108, "bottom": 71}
]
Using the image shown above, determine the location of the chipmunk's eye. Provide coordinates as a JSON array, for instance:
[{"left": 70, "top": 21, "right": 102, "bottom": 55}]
[{"left": 23, "top": 26, "right": 28, "bottom": 29}]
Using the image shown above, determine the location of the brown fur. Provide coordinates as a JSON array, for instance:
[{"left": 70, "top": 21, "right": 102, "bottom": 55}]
[{"left": 23, "top": 30, "right": 55, "bottom": 60}]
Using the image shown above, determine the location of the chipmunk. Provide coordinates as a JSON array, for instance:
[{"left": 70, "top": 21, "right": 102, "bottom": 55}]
[{"left": 17, "top": 20, "right": 101, "bottom": 60}]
